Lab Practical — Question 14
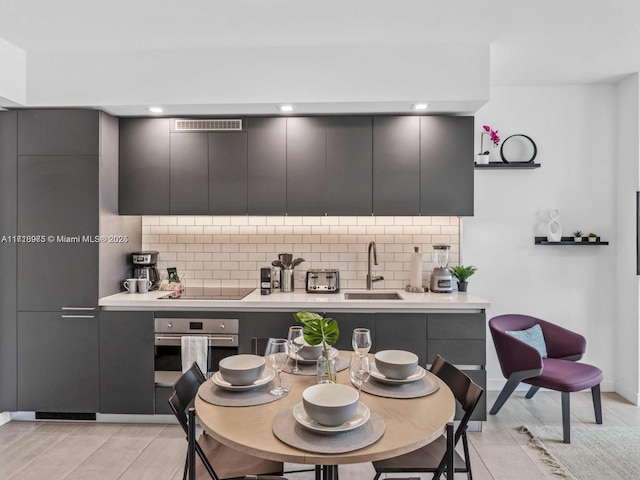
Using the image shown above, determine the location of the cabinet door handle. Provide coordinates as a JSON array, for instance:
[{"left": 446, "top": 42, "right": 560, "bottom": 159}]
[
  {"left": 61, "top": 307, "right": 96, "bottom": 311},
  {"left": 61, "top": 315, "right": 96, "bottom": 319}
]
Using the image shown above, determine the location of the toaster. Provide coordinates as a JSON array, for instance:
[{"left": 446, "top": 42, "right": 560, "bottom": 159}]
[{"left": 305, "top": 269, "right": 340, "bottom": 293}]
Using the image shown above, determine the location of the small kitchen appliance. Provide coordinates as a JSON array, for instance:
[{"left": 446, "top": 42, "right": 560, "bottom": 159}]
[
  {"left": 260, "top": 267, "right": 273, "bottom": 295},
  {"left": 132, "top": 251, "right": 160, "bottom": 291},
  {"left": 305, "top": 269, "right": 340, "bottom": 293},
  {"left": 430, "top": 245, "right": 453, "bottom": 293}
]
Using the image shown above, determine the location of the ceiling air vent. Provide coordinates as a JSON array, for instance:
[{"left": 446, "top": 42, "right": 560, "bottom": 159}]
[{"left": 174, "top": 119, "right": 243, "bottom": 131}]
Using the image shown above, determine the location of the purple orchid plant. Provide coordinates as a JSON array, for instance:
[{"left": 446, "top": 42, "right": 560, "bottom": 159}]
[{"left": 479, "top": 125, "right": 500, "bottom": 154}]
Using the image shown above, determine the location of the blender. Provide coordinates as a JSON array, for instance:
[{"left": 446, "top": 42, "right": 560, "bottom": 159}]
[{"left": 430, "top": 245, "right": 453, "bottom": 293}]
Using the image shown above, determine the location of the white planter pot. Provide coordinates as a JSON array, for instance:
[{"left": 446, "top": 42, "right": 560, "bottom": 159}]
[
  {"left": 588, "top": 237, "right": 597, "bottom": 243},
  {"left": 574, "top": 237, "right": 582, "bottom": 242},
  {"left": 476, "top": 154, "right": 490, "bottom": 165}
]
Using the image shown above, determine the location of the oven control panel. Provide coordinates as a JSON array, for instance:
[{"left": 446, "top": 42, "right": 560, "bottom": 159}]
[{"left": 154, "top": 318, "right": 239, "bottom": 335}]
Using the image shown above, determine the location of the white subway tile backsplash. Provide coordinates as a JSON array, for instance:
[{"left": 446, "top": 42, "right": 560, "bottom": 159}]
[{"left": 142, "top": 216, "right": 460, "bottom": 289}]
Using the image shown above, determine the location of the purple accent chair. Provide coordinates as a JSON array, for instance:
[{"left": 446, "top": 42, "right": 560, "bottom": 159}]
[{"left": 489, "top": 314, "right": 603, "bottom": 443}]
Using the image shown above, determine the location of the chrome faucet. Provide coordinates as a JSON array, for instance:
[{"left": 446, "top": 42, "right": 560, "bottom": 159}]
[{"left": 366, "top": 241, "right": 384, "bottom": 290}]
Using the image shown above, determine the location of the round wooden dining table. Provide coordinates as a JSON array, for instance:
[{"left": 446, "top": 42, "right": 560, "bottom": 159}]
[{"left": 195, "top": 357, "right": 455, "bottom": 480}]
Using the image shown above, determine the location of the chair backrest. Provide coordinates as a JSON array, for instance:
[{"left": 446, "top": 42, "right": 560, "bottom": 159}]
[
  {"left": 430, "top": 355, "right": 484, "bottom": 443},
  {"left": 169, "top": 362, "right": 206, "bottom": 435}
]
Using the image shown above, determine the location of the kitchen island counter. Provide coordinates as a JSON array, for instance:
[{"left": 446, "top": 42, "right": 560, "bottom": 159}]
[{"left": 99, "top": 288, "right": 489, "bottom": 312}]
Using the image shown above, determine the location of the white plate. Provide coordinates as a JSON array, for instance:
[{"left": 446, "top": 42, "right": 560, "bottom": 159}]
[
  {"left": 370, "top": 364, "right": 426, "bottom": 384},
  {"left": 289, "top": 347, "right": 338, "bottom": 364},
  {"left": 211, "top": 368, "right": 275, "bottom": 391},
  {"left": 292, "top": 401, "right": 370, "bottom": 433}
]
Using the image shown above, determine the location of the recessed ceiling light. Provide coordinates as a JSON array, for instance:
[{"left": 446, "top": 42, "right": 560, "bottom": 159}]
[
  {"left": 278, "top": 104, "right": 294, "bottom": 113},
  {"left": 148, "top": 106, "right": 165, "bottom": 114},
  {"left": 412, "top": 103, "right": 428, "bottom": 111}
]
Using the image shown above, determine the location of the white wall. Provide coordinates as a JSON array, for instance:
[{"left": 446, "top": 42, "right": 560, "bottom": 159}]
[
  {"left": 0, "top": 37, "right": 26, "bottom": 106},
  {"left": 464, "top": 85, "right": 618, "bottom": 393},
  {"left": 615, "top": 74, "right": 640, "bottom": 404}
]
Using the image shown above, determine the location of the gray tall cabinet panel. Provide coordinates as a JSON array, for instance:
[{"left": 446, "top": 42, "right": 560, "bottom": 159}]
[
  {"left": 209, "top": 132, "right": 248, "bottom": 215},
  {"left": 373, "top": 116, "right": 420, "bottom": 215},
  {"left": 17, "top": 156, "right": 99, "bottom": 311},
  {"left": 170, "top": 132, "right": 209, "bottom": 214},
  {"left": 247, "top": 118, "right": 287, "bottom": 215},
  {"left": 0, "top": 111, "right": 17, "bottom": 410},
  {"left": 286, "top": 117, "right": 327, "bottom": 215},
  {"left": 326, "top": 117, "right": 373, "bottom": 215},
  {"left": 18, "top": 312, "right": 99, "bottom": 412},
  {"left": 119, "top": 118, "right": 170, "bottom": 214},
  {"left": 420, "top": 116, "right": 474, "bottom": 216}
]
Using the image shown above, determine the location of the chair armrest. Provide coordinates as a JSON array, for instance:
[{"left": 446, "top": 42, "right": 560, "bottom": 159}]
[
  {"left": 490, "top": 328, "right": 543, "bottom": 379},
  {"left": 538, "top": 320, "right": 586, "bottom": 359}
]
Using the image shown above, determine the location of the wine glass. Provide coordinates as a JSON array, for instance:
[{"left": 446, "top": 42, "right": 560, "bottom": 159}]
[
  {"left": 349, "top": 353, "right": 371, "bottom": 394},
  {"left": 352, "top": 328, "right": 372, "bottom": 356},
  {"left": 287, "top": 326, "right": 304, "bottom": 374},
  {"left": 267, "top": 338, "right": 289, "bottom": 396}
]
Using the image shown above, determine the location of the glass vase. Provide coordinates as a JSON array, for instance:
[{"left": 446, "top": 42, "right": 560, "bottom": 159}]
[{"left": 317, "top": 350, "right": 336, "bottom": 384}]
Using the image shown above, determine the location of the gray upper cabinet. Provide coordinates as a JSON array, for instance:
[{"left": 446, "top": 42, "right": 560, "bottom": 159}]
[
  {"left": 247, "top": 118, "right": 287, "bottom": 215},
  {"left": 373, "top": 116, "right": 420, "bottom": 215},
  {"left": 18, "top": 109, "right": 99, "bottom": 156},
  {"left": 326, "top": 117, "right": 373, "bottom": 216},
  {"left": 17, "top": 155, "right": 99, "bottom": 311},
  {"left": 420, "top": 116, "right": 474, "bottom": 216},
  {"left": 0, "top": 111, "right": 17, "bottom": 411},
  {"left": 209, "top": 132, "right": 248, "bottom": 215},
  {"left": 286, "top": 117, "right": 327, "bottom": 216},
  {"left": 119, "top": 118, "right": 170, "bottom": 214},
  {"left": 170, "top": 132, "right": 209, "bottom": 214}
]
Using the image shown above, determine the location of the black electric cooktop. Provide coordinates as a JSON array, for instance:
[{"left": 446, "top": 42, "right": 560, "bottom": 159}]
[{"left": 160, "top": 287, "right": 255, "bottom": 300}]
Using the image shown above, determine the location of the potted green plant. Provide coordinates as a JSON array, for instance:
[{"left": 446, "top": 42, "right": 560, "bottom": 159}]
[
  {"left": 448, "top": 265, "right": 477, "bottom": 292},
  {"left": 573, "top": 230, "right": 583, "bottom": 242},
  {"left": 588, "top": 232, "right": 598, "bottom": 243},
  {"left": 293, "top": 311, "right": 339, "bottom": 383}
]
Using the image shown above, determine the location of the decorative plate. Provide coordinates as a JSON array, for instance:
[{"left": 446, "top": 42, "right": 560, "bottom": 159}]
[
  {"left": 211, "top": 368, "right": 275, "bottom": 391},
  {"left": 292, "top": 401, "right": 370, "bottom": 433},
  {"left": 370, "top": 364, "right": 427, "bottom": 384}
]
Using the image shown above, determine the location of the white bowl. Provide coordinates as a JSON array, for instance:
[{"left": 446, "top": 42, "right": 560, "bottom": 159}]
[
  {"left": 293, "top": 336, "right": 323, "bottom": 359},
  {"left": 218, "top": 354, "right": 265, "bottom": 385},
  {"left": 302, "top": 383, "right": 360, "bottom": 427},
  {"left": 374, "top": 350, "right": 419, "bottom": 379}
]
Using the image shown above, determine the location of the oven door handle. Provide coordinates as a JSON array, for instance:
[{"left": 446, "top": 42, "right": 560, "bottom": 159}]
[{"left": 154, "top": 335, "right": 237, "bottom": 346}]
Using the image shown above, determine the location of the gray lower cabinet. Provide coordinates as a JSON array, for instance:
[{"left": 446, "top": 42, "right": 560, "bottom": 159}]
[
  {"left": 375, "top": 313, "right": 427, "bottom": 367},
  {"left": 99, "top": 311, "right": 155, "bottom": 414},
  {"left": 239, "top": 311, "right": 296, "bottom": 353},
  {"left": 170, "top": 132, "right": 209, "bottom": 214},
  {"left": 17, "top": 312, "right": 99, "bottom": 412},
  {"left": 420, "top": 116, "right": 474, "bottom": 216},
  {"left": 247, "top": 117, "right": 287, "bottom": 215},
  {"left": 209, "top": 131, "right": 248, "bottom": 215},
  {"left": 286, "top": 117, "right": 327, "bottom": 215},
  {"left": 326, "top": 312, "right": 375, "bottom": 352},
  {"left": 0, "top": 111, "right": 17, "bottom": 411},
  {"left": 119, "top": 118, "right": 171, "bottom": 214},
  {"left": 326, "top": 116, "right": 373, "bottom": 216},
  {"left": 373, "top": 116, "right": 421, "bottom": 215},
  {"left": 17, "top": 155, "right": 99, "bottom": 311}
]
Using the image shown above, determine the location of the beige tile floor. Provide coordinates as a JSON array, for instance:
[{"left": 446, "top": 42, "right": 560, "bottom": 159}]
[{"left": 0, "top": 391, "right": 636, "bottom": 479}]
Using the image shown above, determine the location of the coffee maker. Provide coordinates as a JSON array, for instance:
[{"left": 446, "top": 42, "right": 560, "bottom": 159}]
[{"left": 132, "top": 251, "right": 160, "bottom": 290}]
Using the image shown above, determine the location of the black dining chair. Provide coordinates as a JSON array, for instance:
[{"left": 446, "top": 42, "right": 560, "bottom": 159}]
[
  {"left": 169, "top": 362, "right": 287, "bottom": 480},
  {"left": 372, "top": 355, "right": 484, "bottom": 480}
]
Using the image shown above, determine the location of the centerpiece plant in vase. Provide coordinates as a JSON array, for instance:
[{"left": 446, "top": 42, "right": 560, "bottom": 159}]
[
  {"left": 476, "top": 125, "right": 500, "bottom": 164},
  {"left": 293, "top": 311, "right": 339, "bottom": 383},
  {"left": 448, "top": 265, "right": 477, "bottom": 292}
]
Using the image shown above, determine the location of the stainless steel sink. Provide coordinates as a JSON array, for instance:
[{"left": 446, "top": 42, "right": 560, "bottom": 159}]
[{"left": 344, "top": 292, "right": 403, "bottom": 300}]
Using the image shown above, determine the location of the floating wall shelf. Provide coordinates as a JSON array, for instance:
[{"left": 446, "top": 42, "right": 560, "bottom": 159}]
[
  {"left": 534, "top": 236, "right": 609, "bottom": 245},
  {"left": 475, "top": 162, "right": 541, "bottom": 170}
]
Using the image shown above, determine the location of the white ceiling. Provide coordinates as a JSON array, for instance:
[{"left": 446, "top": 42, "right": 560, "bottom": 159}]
[{"left": 1, "top": 0, "right": 639, "bottom": 114}]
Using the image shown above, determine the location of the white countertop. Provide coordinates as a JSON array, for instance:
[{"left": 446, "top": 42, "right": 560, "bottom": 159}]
[{"left": 99, "top": 288, "right": 490, "bottom": 312}]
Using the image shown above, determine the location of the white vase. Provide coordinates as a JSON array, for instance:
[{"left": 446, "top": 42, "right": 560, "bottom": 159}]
[
  {"left": 476, "top": 154, "right": 490, "bottom": 165},
  {"left": 547, "top": 208, "right": 562, "bottom": 242}
]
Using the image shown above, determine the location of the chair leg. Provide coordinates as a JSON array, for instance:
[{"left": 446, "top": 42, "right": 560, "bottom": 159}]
[
  {"left": 561, "top": 392, "right": 571, "bottom": 444},
  {"left": 462, "top": 430, "right": 473, "bottom": 480},
  {"left": 525, "top": 385, "right": 540, "bottom": 399},
  {"left": 490, "top": 376, "right": 521, "bottom": 414},
  {"left": 592, "top": 384, "right": 603, "bottom": 424},
  {"left": 187, "top": 408, "right": 197, "bottom": 480},
  {"left": 182, "top": 453, "right": 188, "bottom": 480}
]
